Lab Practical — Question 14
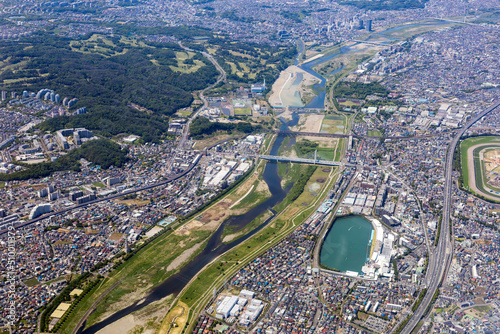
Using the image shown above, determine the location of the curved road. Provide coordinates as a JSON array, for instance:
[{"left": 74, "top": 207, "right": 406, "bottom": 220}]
[
  {"left": 401, "top": 99, "right": 500, "bottom": 334},
  {"left": 177, "top": 42, "right": 227, "bottom": 149}
]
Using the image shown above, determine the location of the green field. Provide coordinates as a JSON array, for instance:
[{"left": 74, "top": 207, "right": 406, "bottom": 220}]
[
  {"left": 24, "top": 277, "right": 40, "bottom": 287},
  {"left": 234, "top": 107, "right": 252, "bottom": 116},
  {"left": 368, "top": 130, "right": 382, "bottom": 137},
  {"left": 320, "top": 115, "right": 345, "bottom": 134}
]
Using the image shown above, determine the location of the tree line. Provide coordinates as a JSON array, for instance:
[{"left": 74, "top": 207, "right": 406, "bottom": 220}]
[{"left": 189, "top": 117, "right": 261, "bottom": 139}]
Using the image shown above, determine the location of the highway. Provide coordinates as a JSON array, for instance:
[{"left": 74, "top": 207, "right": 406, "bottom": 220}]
[
  {"left": 401, "top": 99, "right": 500, "bottom": 334},
  {"left": 0, "top": 155, "right": 201, "bottom": 236}
]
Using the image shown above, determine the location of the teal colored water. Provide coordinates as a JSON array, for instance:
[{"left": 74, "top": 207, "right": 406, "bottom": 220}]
[{"left": 320, "top": 215, "right": 374, "bottom": 274}]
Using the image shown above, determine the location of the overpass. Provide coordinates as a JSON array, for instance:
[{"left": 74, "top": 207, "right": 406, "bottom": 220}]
[{"left": 353, "top": 39, "right": 387, "bottom": 46}]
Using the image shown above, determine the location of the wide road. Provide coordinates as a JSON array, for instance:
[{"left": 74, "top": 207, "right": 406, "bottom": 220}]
[
  {"left": 178, "top": 42, "right": 226, "bottom": 149},
  {"left": 0, "top": 156, "right": 201, "bottom": 236},
  {"left": 401, "top": 99, "right": 500, "bottom": 334}
]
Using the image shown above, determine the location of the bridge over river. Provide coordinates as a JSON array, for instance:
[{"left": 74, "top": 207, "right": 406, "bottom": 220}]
[{"left": 258, "top": 154, "right": 358, "bottom": 168}]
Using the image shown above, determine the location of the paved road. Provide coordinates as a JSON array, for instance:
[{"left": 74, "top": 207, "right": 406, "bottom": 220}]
[
  {"left": 0, "top": 156, "right": 201, "bottom": 236},
  {"left": 401, "top": 99, "right": 500, "bottom": 334},
  {"left": 177, "top": 42, "right": 226, "bottom": 149}
]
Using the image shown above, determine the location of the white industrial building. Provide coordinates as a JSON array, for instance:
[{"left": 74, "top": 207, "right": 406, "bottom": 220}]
[{"left": 215, "top": 295, "right": 239, "bottom": 319}]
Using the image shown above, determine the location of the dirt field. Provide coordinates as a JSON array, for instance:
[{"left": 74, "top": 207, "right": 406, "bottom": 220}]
[
  {"left": 268, "top": 65, "right": 320, "bottom": 107},
  {"left": 290, "top": 114, "right": 324, "bottom": 133},
  {"left": 166, "top": 242, "right": 203, "bottom": 272},
  {"left": 175, "top": 169, "right": 269, "bottom": 237}
]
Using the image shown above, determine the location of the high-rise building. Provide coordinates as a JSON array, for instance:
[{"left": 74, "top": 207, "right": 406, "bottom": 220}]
[
  {"left": 366, "top": 20, "right": 372, "bottom": 32},
  {"left": 68, "top": 98, "right": 79, "bottom": 108},
  {"left": 29, "top": 204, "right": 51, "bottom": 220},
  {"left": 1, "top": 91, "right": 6, "bottom": 101}
]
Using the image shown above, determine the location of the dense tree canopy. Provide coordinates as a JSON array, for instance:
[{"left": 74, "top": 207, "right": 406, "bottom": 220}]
[
  {"left": 189, "top": 117, "right": 260, "bottom": 139},
  {"left": 0, "top": 33, "right": 218, "bottom": 141}
]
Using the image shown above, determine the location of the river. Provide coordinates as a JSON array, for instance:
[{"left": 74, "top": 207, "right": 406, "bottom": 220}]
[
  {"left": 292, "top": 19, "right": 451, "bottom": 109},
  {"left": 79, "top": 115, "right": 299, "bottom": 334},
  {"left": 319, "top": 215, "right": 373, "bottom": 275}
]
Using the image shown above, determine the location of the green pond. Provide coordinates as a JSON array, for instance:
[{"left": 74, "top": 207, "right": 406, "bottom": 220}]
[{"left": 320, "top": 215, "right": 374, "bottom": 274}]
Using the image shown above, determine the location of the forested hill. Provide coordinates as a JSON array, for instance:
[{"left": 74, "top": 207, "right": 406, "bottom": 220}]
[{"left": 0, "top": 33, "right": 219, "bottom": 142}]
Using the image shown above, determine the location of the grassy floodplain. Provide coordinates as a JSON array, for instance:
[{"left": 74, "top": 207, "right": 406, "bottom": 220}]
[
  {"left": 165, "top": 164, "right": 341, "bottom": 334},
  {"left": 158, "top": 134, "right": 345, "bottom": 334},
  {"left": 57, "top": 139, "right": 275, "bottom": 333}
]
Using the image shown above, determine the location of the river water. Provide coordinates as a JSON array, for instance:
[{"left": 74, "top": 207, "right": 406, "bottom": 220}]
[
  {"left": 320, "top": 215, "right": 373, "bottom": 274},
  {"left": 292, "top": 19, "right": 450, "bottom": 110},
  {"left": 79, "top": 115, "right": 299, "bottom": 334}
]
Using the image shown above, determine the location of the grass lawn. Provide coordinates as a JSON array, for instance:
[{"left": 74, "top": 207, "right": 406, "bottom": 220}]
[
  {"left": 24, "top": 277, "right": 40, "bottom": 287},
  {"left": 176, "top": 109, "right": 192, "bottom": 117},
  {"left": 474, "top": 305, "right": 491, "bottom": 313},
  {"left": 93, "top": 182, "right": 105, "bottom": 188},
  {"left": 368, "top": 130, "right": 382, "bottom": 137},
  {"left": 234, "top": 107, "right": 252, "bottom": 116},
  {"left": 339, "top": 101, "right": 359, "bottom": 107},
  {"left": 320, "top": 115, "right": 345, "bottom": 134}
]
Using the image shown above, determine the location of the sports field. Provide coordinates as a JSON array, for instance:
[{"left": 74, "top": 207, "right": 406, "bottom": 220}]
[{"left": 460, "top": 136, "right": 500, "bottom": 201}]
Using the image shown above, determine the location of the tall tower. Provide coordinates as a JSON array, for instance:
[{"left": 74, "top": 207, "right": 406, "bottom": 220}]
[{"left": 124, "top": 238, "right": 129, "bottom": 254}]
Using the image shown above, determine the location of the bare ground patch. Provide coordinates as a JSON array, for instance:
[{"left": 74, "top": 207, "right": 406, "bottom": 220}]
[
  {"left": 290, "top": 114, "right": 324, "bottom": 133},
  {"left": 166, "top": 242, "right": 204, "bottom": 272}
]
